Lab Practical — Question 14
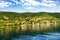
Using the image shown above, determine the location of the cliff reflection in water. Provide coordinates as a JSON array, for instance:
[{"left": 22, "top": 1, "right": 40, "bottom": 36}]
[{"left": 0, "top": 19, "right": 60, "bottom": 40}]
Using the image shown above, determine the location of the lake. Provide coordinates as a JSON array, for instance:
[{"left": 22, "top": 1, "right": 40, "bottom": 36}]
[{"left": 12, "top": 33, "right": 60, "bottom": 40}]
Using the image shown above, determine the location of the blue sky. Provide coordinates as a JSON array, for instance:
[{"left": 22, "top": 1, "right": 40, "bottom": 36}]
[{"left": 0, "top": 0, "right": 60, "bottom": 12}]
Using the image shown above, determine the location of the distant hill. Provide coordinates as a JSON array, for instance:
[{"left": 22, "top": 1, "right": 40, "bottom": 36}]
[{"left": 0, "top": 12, "right": 60, "bottom": 20}]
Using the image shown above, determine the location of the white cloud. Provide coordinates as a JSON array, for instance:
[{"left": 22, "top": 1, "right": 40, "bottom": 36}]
[
  {"left": 20, "top": 0, "right": 41, "bottom": 9},
  {"left": 20, "top": 0, "right": 58, "bottom": 9},
  {"left": 0, "top": 0, "right": 58, "bottom": 9},
  {"left": 25, "top": 7, "right": 35, "bottom": 9},
  {"left": 40, "top": 0, "right": 57, "bottom": 7},
  {"left": 21, "top": 0, "right": 40, "bottom": 6},
  {"left": 0, "top": 1, "right": 12, "bottom": 8}
]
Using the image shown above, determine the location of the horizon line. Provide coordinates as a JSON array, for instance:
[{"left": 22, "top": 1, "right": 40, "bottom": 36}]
[{"left": 0, "top": 11, "right": 60, "bottom": 13}]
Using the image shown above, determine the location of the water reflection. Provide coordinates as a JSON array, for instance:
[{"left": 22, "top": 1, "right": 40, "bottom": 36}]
[{"left": 12, "top": 33, "right": 60, "bottom": 40}]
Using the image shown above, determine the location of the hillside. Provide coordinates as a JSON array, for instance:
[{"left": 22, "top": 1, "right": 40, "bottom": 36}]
[{"left": 0, "top": 12, "right": 60, "bottom": 20}]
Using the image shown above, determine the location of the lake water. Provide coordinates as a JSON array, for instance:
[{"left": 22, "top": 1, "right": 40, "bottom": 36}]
[{"left": 12, "top": 33, "right": 60, "bottom": 40}]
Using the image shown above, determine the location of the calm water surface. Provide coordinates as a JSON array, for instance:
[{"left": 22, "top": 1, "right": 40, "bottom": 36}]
[{"left": 12, "top": 33, "right": 60, "bottom": 40}]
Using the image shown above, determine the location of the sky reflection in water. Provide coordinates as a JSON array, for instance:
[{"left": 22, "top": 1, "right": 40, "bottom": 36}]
[{"left": 12, "top": 33, "right": 60, "bottom": 40}]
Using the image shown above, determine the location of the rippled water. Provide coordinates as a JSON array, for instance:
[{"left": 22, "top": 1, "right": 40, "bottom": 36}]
[{"left": 12, "top": 33, "right": 60, "bottom": 40}]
